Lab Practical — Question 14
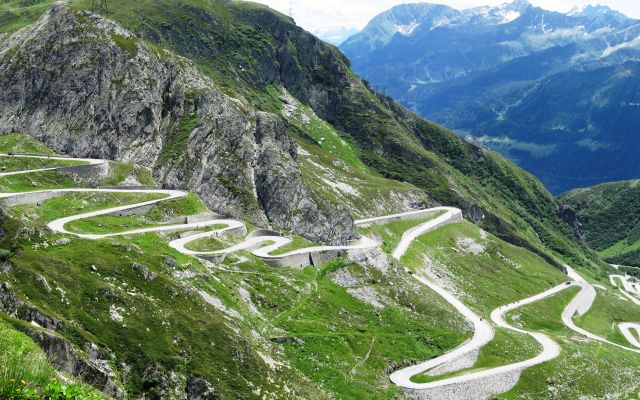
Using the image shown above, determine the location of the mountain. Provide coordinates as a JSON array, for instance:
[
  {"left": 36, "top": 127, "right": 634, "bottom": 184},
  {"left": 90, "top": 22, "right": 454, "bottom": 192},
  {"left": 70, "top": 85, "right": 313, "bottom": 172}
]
[
  {"left": 340, "top": 0, "right": 640, "bottom": 194},
  {"left": 561, "top": 179, "right": 640, "bottom": 267},
  {"left": 0, "top": 1, "right": 637, "bottom": 399},
  {"left": 0, "top": 0, "right": 596, "bottom": 271}
]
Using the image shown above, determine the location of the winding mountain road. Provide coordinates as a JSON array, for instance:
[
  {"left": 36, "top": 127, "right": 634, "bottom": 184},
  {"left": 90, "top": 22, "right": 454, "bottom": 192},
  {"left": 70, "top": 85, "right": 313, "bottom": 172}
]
[{"left": 2, "top": 153, "right": 640, "bottom": 397}]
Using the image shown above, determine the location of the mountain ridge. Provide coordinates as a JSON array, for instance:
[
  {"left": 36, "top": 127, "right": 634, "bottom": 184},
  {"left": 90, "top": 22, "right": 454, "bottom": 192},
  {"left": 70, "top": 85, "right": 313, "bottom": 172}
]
[
  {"left": 2, "top": 1, "right": 636, "bottom": 399},
  {"left": 340, "top": 0, "right": 640, "bottom": 194}
]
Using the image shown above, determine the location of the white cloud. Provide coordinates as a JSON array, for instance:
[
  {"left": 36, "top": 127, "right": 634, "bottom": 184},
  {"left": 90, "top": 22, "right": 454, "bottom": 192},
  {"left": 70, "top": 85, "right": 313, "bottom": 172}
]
[{"left": 248, "top": 0, "right": 640, "bottom": 44}]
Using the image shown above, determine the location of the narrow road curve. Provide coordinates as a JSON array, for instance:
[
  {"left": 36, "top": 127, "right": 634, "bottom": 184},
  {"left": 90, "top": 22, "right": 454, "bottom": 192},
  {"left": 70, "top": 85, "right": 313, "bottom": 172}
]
[
  {"left": 4, "top": 154, "right": 640, "bottom": 395},
  {"left": 388, "top": 227, "right": 640, "bottom": 392},
  {"left": 618, "top": 323, "right": 640, "bottom": 349},
  {"left": 0, "top": 153, "right": 104, "bottom": 177},
  {"left": 0, "top": 154, "right": 432, "bottom": 267},
  {"left": 565, "top": 267, "right": 640, "bottom": 354}
]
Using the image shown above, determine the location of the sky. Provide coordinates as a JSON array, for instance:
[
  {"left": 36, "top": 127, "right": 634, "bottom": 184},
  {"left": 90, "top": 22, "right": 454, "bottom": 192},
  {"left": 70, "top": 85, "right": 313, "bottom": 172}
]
[{"left": 248, "top": 0, "right": 640, "bottom": 44}]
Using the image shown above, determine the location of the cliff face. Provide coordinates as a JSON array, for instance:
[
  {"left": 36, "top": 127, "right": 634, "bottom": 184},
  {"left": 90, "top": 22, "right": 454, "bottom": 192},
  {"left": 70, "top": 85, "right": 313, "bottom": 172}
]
[
  {"left": 0, "top": 4, "right": 354, "bottom": 244},
  {"left": 0, "top": 0, "right": 599, "bottom": 268}
]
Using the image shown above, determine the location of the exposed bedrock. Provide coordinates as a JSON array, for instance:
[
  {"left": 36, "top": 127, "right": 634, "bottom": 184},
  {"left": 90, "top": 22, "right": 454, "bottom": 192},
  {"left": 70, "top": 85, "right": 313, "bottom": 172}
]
[{"left": 0, "top": 4, "right": 354, "bottom": 244}]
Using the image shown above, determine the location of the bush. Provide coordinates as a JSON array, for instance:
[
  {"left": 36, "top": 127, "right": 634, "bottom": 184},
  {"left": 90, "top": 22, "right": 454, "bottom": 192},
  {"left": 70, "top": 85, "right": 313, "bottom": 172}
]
[{"left": 17, "top": 380, "right": 103, "bottom": 399}]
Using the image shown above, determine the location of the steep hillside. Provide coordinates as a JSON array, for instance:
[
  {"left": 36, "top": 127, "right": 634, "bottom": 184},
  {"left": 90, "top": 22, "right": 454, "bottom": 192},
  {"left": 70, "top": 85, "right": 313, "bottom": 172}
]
[
  {"left": 340, "top": 0, "right": 640, "bottom": 194},
  {"left": 0, "top": 0, "right": 599, "bottom": 274},
  {"left": 2, "top": 2, "right": 636, "bottom": 398},
  {"left": 561, "top": 180, "right": 640, "bottom": 267},
  {"left": 0, "top": 135, "right": 637, "bottom": 400}
]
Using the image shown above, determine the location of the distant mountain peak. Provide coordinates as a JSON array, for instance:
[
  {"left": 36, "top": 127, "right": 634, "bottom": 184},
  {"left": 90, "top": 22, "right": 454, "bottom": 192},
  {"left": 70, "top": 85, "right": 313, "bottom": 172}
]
[
  {"left": 568, "top": 4, "right": 630, "bottom": 20},
  {"left": 465, "top": 0, "right": 531, "bottom": 25},
  {"left": 509, "top": 0, "right": 532, "bottom": 11}
]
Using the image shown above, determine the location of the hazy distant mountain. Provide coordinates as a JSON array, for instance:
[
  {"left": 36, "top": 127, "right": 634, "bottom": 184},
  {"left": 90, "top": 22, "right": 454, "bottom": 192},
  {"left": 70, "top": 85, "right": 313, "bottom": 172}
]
[{"left": 341, "top": 0, "right": 640, "bottom": 194}]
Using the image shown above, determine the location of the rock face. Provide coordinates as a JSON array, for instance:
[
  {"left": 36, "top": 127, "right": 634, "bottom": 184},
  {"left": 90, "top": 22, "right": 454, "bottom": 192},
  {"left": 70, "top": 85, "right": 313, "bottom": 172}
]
[
  {"left": 0, "top": 4, "right": 354, "bottom": 244},
  {"left": 22, "top": 327, "right": 124, "bottom": 399},
  {"left": 0, "top": 282, "right": 124, "bottom": 398},
  {"left": 186, "top": 375, "right": 219, "bottom": 400},
  {"left": 131, "top": 262, "right": 157, "bottom": 281},
  {"left": 0, "top": 282, "right": 60, "bottom": 330}
]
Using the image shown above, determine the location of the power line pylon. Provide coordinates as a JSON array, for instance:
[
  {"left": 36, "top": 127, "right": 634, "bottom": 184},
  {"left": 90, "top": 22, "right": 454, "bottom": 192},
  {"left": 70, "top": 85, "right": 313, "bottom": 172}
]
[{"left": 288, "top": 0, "right": 293, "bottom": 18}]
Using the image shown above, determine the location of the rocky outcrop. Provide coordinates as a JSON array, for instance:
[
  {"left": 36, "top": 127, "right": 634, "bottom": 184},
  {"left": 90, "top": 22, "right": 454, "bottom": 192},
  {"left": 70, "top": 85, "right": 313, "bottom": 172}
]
[
  {"left": 20, "top": 327, "right": 124, "bottom": 399},
  {"left": 141, "top": 364, "right": 171, "bottom": 399},
  {"left": 0, "top": 282, "right": 60, "bottom": 330},
  {"left": 186, "top": 375, "right": 219, "bottom": 400},
  {"left": 0, "top": 4, "right": 354, "bottom": 244},
  {"left": 131, "top": 262, "right": 157, "bottom": 281},
  {"left": 0, "top": 282, "right": 124, "bottom": 398},
  {"left": 558, "top": 203, "right": 586, "bottom": 245},
  {"left": 254, "top": 112, "right": 355, "bottom": 244}
]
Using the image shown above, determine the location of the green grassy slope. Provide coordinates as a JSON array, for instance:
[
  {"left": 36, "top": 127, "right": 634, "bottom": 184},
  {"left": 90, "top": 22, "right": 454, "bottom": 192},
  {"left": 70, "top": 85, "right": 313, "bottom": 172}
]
[
  {"left": 0, "top": 0, "right": 600, "bottom": 275},
  {"left": 0, "top": 317, "right": 104, "bottom": 399},
  {"left": 0, "top": 134, "right": 637, "bottom": 398},
  {"left": 499, "top": 288, "right": 640, "bottom": 399},
  {"left": 370, "top": 219, "right": 640, "bottom": 396},
  {"left": 0, "top": 136, "right": 468, "bottom": 398},
  {"left": 561, "top": 180, "right": 640, "bottom": 266}
]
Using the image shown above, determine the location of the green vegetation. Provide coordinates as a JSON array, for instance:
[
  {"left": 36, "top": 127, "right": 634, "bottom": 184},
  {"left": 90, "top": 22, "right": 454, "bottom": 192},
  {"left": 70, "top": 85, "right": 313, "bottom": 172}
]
[
  {"left": 0, "top": 318, "right": 53, "bottom": 398},
  {"left": 400, "top": 221, "right": 567, "bottom": 313},
  {"left": 277, "top": 89, "right": 368, "bottom": 172},
  {"left": 357, "top": 212, "right": 444, "bottom": 253},
  {"left": 3, "top": 0, "right": 601, "bottom": 279},
  {"left": 0, "top": 170, "right": 79, "bottom": 193},
  {"left": 0, "top": 3, "right": 635, "bottom": 398},
  {"left": 268, "top": 235, "right": 315, "bottom": 255},
  {"left": 561, "top": 180, "right": 640, "bottom": 266},
  {"left": 101, "top": 161, "right": 155, "bottom": 186},
  {"left": 410, "top": 329, "right": 541, "bottom": 383},
  {"left": 0, "top": 134, "right": 155, "bottom": 191},
  {"left": 392, "top": 220, "right": 567, "bottom": 385},
  {"left": 574, "top": 284, "right": 640, "bottom": 346},
  {"left": 111, "top": 34, "right": 137, "bottom": 58},
  {"left": 268, "top": 259, "right": 468, "bottom": 399},
  {"left": 183, "top": 232, "right": 246, "bottom": 252},
  {"left": 64, "top": 192, "right": 208, "bottom": 234},
  {"left": 498, "top": 288, "right": 640, "bottom": 399},
  {"left": 287, "top": 121, "right": 425, "bottom": 219},
  {"left": 7, "top": 192, "right": 167, "bottom": 228},
  {"left": 0, "top": 318, "right": 102, "bottom": 399},
  {"left": 0, "top": 133, "right": 57, "bottom": 155},
  {"left": 156, "top": 112, "right": 198, "bottom": 168},
  {"left": 0, "top": 1, "right": 60, "bottom": 34},
  {"left": 0, "top": 156, "right": 85, "bottom": 173}
]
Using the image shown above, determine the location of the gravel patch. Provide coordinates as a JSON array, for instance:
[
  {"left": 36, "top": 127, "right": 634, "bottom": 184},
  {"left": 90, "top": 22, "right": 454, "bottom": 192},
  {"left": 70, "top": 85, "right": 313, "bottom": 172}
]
[
  {"left": 347, "top": 287, "right": 384, "bottom": 309},
  {"left": 347, "top": 247, "right": 390, "bottom": 275},
  {"left": 238, "top": 286, "right": 260, "bottom": 316},
  {"left": 407, "top": 369, "right": 522, "bottom": 400},
  {"left": 420, "top": 254, "right": 466, "bottom": 299},
  {"left": 109, "top": 305, "right": 125, "bottom": 323},
  {"left": 456, "top": 238, "right": 485, "bottom": 255},
  {"left": 426, "top": 349, "right": 480, "bottom": 376},
  {"left": 331, "top": 268, "right": 361, "bottom": 287},
  {"left": 198, "top": 290, "right": 243, "bottom": 320}
]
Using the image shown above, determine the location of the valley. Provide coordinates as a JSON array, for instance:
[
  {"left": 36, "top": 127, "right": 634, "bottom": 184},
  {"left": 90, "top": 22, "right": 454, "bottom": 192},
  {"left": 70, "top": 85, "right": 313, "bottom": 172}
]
[
  {"left": 0, "top": 1, "right": 638, "bottom": 399},
  {"left": 341, "top": 0, "right": 640, "bottom": 194},
  {"left": 0, "top": 136, "right": 638, "bottom": 399}
]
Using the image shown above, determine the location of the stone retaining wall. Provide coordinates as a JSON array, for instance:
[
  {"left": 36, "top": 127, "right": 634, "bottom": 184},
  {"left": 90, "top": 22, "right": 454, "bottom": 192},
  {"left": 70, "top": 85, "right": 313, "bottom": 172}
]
[
  {"left": 186, "top": 212, "right": 219, "bottom": 224},
  {"left": 58, "top": 162, "right": 109, "bottom": 179},
  {"left": 0, "top": 191, "right": 63, "bottom": 206},
  {"left": 107, "top": 204, "right": 154, "bottom": 217},
  {"left": 356, "top": 209, "right": 441, "bottom": 227}
]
